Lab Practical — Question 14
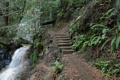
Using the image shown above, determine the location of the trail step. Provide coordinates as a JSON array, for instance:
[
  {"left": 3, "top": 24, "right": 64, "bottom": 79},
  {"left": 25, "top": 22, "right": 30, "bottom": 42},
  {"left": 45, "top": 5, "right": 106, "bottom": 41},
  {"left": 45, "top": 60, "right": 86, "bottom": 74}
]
[
  {"left": 56, "top": 39, "right": 71, "bottom": 42},
  {"left": 56, "top": 38, "right": 71, "bottom": 41},
  {"left": 57, "top": 43, "right": 72, "bottom": 47},
  {"left": 57, "top": 41, "right": 72, "bottom": 44},
  {"left": 55, "top": 34, "right": 68, "bottom": 36},
  {"left": 55, "top": 33, "right": 74, "bottom": 54},
  {"left": 55, "top": 36, "right": 70, "bottom": 38},
  {"left": 59, "top": 46, "right": 73, "bottom": 50},
  {"left": 62, "top": 49, "right": 74, "bottom": 54}
]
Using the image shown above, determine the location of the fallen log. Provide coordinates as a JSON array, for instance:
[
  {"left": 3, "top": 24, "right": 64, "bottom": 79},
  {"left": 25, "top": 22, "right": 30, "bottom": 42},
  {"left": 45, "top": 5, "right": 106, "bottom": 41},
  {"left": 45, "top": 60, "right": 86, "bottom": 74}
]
[{"left": 41, "top": 20, "right": 56, "bottom": 25}]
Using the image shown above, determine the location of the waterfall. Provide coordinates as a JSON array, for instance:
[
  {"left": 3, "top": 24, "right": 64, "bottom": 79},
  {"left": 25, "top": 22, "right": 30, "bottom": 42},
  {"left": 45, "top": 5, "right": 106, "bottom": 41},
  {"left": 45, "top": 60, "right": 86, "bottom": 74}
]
[{"left": 0, "top": 45, "right": 31, "bottom": 80}]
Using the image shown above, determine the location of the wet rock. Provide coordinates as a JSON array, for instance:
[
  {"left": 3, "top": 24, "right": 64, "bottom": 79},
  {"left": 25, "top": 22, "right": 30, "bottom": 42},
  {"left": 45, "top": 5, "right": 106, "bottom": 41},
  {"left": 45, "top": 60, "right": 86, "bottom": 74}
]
[{"left": 0, "top": 49, "right": 11, "bottom": 70}]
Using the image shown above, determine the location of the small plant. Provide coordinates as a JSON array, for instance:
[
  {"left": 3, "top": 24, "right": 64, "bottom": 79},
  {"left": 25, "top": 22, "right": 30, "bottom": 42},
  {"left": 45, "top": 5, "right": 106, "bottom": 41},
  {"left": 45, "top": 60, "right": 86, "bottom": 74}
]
[
  {"left": 30, "top": 36, "right": 44, "bottom": 67},
  {"left": 30, "top": 50, "right": 38, "bottom": 67},
  {"left": 48, "top": 61, "right": 63, "bottom": 80},
  {"left": 100, "top": 8, "right": 115, "bottom": 21},
  {"left": 49, "top": 61, "right": 63, "bottom": 71},
  {"left": 94, "top": 58, "right": 120, "bottom": 77},
  {"left": 72, "top": 34, "right": 85, "bottom": 50},
  {"left": 55, "top": 61, "right": 63, "bottom": 70},
  {"left": 110, "top": 28, "right": 120, "bottom": 53},
  {"left": 110, "top": 36, "right": 120, "bottom": 53},
  {"left": 34, "top": 38, "right": 41, "bottom": 48},
  {"left": 69, "top": 22, "right": 81, "bottom": 36}
]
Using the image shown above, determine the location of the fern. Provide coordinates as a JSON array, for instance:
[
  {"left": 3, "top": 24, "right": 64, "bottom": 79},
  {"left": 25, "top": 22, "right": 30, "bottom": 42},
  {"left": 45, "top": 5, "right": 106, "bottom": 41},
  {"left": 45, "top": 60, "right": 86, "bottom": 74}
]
[
  {"left": 91, "top": 24, "right": 105, "bottom": 30},
  {"left": 110, "top": 36, "right": 120, "bottom": 53},
  {"left": 110, "top": 38, "right": 116, "bottom": 53},
  {"left": 115, "top": 36, "right": 120, "bottom": 49},
  {"left": 34, "top": 38, "right": 41, "bottom": 48},
  {"left": 94, "top": 58, "right": 120, "bottom": 77},
  {"left": 100, "top": 8, "right": 115, "bottom": 21},
  {"left": 105, "top": 8, "right": 115, "bottom": 16},
  {"left": 30, "top": 51, "right": 38, "bottom": 65},
  {"left": 102, "top": 29, "right": 108, "bottom": 39},
  {"left": 81, "top": 41, "right": 89, "bottom": 50},
  {"left": 118, "top": 24, "right": 120, "bottom": 31},
  {"left": 73, "top": 35, "right": 85, "bottom": 50},
  {"left": 90, "top": 36, "right": 101, "bottom": 45},
  {"left": 101, "top": 39, "right": 110, "bottom": 50}
]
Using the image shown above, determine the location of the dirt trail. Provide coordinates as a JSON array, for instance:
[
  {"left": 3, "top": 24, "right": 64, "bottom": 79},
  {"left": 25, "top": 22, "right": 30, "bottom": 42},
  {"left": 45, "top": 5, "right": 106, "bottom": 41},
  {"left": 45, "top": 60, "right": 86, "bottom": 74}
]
[
  {"left": 27, "top": 22, "right": 111, "bottom": 80},
  {"left": 60, "top": 54, "right": 106, "bottom": 80}
]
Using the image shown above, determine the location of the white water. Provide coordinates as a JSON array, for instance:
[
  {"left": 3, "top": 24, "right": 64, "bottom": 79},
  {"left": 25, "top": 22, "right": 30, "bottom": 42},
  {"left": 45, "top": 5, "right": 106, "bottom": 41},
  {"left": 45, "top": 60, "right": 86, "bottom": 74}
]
[{"left": 0, "top": 45, "right": 30, "bottom": 80}]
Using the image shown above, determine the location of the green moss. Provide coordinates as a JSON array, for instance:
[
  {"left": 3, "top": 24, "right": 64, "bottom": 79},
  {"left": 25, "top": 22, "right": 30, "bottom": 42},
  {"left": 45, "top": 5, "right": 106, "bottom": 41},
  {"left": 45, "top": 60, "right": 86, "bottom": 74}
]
[{"left": 30, "top": 33, "right": 44, "bottom": 67}]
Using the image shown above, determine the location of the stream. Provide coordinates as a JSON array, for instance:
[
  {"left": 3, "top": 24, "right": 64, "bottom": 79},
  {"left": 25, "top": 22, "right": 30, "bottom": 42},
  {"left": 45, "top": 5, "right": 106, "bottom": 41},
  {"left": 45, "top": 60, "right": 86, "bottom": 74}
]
[{"left": 0, "top": 45, "right": 30, "bottom": 80}]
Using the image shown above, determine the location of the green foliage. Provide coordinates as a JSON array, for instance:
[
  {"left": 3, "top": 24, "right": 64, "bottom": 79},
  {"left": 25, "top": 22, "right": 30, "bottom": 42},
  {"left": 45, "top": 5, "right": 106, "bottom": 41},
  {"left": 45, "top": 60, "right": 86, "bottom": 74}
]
[
  {"left": 34, "top": 38, "right": 41, "bottom": 48},
  {"left": 30, "top": 50, "right": 38, "bottom": 66},
  {"left": 0, "top": 28, "right": 7, "bottom": 37},
  {"left": 118, "top": 24, "right": 120, "bottom": 31},
  {"left": 110, "top": 35, "right": 120, "bottom": 53},
  {"left": 30, "top": 36, "right": 44, "bottom": 67},
  {"left": 100, "top": 8, "right": 115, "bottom": 21},
  {"left": 94, "top": 58, "right": 120, "bottom": 76},
  {"left": 72, "top": 23, "right": 109, "bottom": 51},
  {"left": 72, "top": 35, "right": 85, "bottom": 50},
  {"left": 40, "top": 0, "right": 61, "bottom": 21},
  {"left": 101, "top": 39, "right": 110, "bottom": 50},
  {"left": 89, "top": 35, "right": 100, "bottom": 45},
  {"left": 66, "top": 0, "right": 89, "bottom": 7},
  {"left": 55, "top": 61, "right": 63, "bottom": 70},
  {"left": 91, "top": 24, "right": 106, "bottom": 31},
  {"left": 105, "top": 8, "right": 115, "bottom": 16},
  {"left": 57, "top": 9, "right": 63, "bottom": 18},
  {"left": 69, "top": 0, "right": 120, "bottom": 78},
  {"left": 69, "top": 22, "right": 82, "bottom": 36},
  {"left": 70, "top": 7, "right": 120, "bottom": 54},
  {"left": 49, "top": 61, "right": 63, "bottom": 72}
]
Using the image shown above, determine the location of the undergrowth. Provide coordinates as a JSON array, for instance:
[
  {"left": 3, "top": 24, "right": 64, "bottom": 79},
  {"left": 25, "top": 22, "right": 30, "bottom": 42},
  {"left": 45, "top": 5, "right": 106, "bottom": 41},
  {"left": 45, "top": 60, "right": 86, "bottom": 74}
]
[
  {"left": 94, "top": 57, "right": 120, "bottom": 77},
  {"left": 49, "top": 60, "right": 63, "bottom": 80},
  {"left": 30, "top": 33, "right": 44, "bottom": 67},
  {"left": 69, "top": 0, "right": 120, "bottom": 78}
]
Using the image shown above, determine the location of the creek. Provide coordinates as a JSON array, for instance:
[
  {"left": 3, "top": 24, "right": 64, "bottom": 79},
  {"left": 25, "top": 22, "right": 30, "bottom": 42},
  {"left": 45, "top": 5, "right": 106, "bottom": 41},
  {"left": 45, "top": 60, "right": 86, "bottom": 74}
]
[{"left": 0, "top": 45, "right": 30, "bottom": 80}]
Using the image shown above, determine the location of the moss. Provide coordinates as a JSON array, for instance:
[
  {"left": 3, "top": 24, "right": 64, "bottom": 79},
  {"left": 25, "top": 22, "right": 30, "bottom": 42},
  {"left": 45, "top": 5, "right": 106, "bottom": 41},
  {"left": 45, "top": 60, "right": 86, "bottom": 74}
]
[{"left": 30, "top": 32, "right": 45, "bottom": 67}]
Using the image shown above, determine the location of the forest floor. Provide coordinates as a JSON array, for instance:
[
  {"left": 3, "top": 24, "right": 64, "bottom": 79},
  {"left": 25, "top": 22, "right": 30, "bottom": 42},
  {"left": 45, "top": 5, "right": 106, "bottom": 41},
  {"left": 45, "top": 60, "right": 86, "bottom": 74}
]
[{"left": 26, "top": 22, "right": 115, "bottom": 80}]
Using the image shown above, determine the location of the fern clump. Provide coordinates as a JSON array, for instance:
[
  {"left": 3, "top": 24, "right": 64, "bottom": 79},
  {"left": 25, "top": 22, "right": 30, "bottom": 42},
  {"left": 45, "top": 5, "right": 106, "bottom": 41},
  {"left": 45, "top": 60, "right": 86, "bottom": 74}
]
[{"left": 94, "top": 57, "right": 120, "bottom": 77}]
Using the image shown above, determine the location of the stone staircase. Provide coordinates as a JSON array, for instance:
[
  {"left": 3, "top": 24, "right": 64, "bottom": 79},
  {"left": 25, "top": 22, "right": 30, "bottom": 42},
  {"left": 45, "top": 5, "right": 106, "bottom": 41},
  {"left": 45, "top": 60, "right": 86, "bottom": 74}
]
[{"left": 55, "top": 34, "right": 74, "bottom": 54}]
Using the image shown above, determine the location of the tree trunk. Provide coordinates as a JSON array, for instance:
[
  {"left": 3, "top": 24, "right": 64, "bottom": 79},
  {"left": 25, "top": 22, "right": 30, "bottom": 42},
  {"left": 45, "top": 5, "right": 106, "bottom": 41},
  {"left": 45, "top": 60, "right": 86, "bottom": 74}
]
[
  {"left": 60, "top": 0, "right": 67, "bottom": 11},
  {"left": 4, "top": 1, "right": 9, "bottom": 26},
  {"left": 19, "top": 0, "right": 26, "bottom": 22}
]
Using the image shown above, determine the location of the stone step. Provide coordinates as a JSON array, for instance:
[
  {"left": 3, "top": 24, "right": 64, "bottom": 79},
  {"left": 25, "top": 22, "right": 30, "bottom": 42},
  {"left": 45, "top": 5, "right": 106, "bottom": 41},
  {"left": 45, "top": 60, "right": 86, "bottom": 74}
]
[
  {"left": 55, "top": 36, "right": 70, "bottom": 38},
  {"left": 56, "top": 39, "right": 72, "bottom": 42},
  {"left": 56, "top": 38, "right": 71, "bottom": 41},
  {"left": 59, "top": 46, "right": 73, "bottom": 50},
  {"left": 55, "top": 35, "right": 68, "bottom": 37},
  {"left": 62, "top": 49, "right": 74, "bottom": 54},
  {"left": 55, "top": 34, "right": 68, "bottom": 36},
  {"left": 57, "top": 40, "right": 72, "bottom": 44},
  {"left": 57, "top": 43, "right": 72, "bottom": 47},
  {"left": 56, "top": 36, "right": 70, "bottom": 39}
]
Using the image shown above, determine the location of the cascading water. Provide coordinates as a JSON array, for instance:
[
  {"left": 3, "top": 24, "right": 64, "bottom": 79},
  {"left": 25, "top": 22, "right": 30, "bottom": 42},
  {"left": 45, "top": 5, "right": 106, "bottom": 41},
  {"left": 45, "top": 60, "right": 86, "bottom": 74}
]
[{"left": 0, "top": 45, "right": 30, "bottom": 80}]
